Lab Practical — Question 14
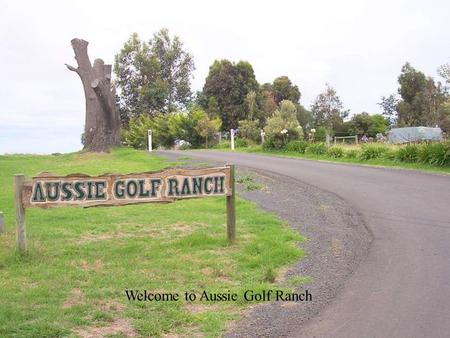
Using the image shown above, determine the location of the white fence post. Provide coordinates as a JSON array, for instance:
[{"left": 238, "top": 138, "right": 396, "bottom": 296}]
[
  {"left": 148, "top": 130, "right": 152, "bottom": 152},
  {"left": 230, "top": 129, "right": 235, "bottom": 151}
]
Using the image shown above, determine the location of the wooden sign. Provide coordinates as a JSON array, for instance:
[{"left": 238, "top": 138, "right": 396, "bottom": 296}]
[{"left": 14, "top": 165, "right": 236, "bottom": 251}]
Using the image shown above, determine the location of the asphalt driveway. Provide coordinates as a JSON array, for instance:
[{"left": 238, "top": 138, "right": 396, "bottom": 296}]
[{"left": 176, "top": 151, "right": 450, "bottom": 338}]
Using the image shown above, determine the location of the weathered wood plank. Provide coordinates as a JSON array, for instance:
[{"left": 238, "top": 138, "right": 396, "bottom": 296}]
[
  {"left": 15, "top": 174, "right": 27, "bottom": 251},
  {"left": 0, "top": 212, "right": 5, "bottom": 234},
  {"left": 226, "top": 164, "right": 236, "bottom": 243},
  {"left": 21, "top": 166, "right": 232, "bottom": 209}
]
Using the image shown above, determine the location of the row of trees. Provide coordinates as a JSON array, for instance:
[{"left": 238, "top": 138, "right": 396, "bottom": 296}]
[
  {"left": 113, "top": 29, "right": 450, "bottom": 150},
  {"left": 379, "top": 63, "right": 450, "bottom": 131}
]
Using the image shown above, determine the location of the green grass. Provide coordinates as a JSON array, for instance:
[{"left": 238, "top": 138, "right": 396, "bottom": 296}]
[
  {"left": 227, "top": 145, "right": 450, "bottom": 174},
  {"left": 0, "top": 148, "right": 304, "bottom": 338}
]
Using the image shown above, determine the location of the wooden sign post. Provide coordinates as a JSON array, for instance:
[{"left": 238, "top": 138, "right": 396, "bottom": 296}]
[
  {"left": 0, "top": 211, "right": 5, "bottom": 234},
  {"left": 15, "top": 174, "right": 27, "bottom": 251},
  {"left": 14, "top": 166, "right": 236, "bottom": 251}
]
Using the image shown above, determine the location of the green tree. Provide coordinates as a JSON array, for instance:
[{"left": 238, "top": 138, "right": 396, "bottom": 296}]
[
  {"left": 238, "top": 119, "right": 260, "bottom": 142},
  {"left": 396, "top": 63, "right": 447, "bottom": 127},
  {"left": 202, "top": 59, "right": 259, "bottom": 130},
  {"left": 348, "top": 112, "right": 389, "bottom": 137},
  {"left": 196, "top": 113, "right": 222, "bottom": 148},
  {"left": 438, "top": 63, "right": 450, "bottom": 84},
  {"left": 378, "top": 94, "right": 398, "bottom": 125},
  {"left": 272, "top": 76, "right": 301, "bottom": 104},
  {"left": 259, "top": 83, "right": 277, "bottom": 122},
  {"left": 245, "top": 90, "right": 258, "bottom": 120},
  {"left": 264, "top": 100, "right": 302, "bottom": 147},
  {"left": 296, "top": 104, "right": 313, "bottom": 130},
  {"left": 311, "top": 83, "right": 349, "bottom": 131},
  {"left": 114, "top": 29, "right": 195, "bottom": 122}
]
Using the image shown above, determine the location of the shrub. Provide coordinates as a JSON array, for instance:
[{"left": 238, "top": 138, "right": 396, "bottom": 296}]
[
  {"left": 264, "top": 100, "right": 302, "bottom": 148},
  {"left": 285, "top": 140, "right": 309, "bottom": 153},
  {"left": 235, "top": 138, "right": 249, "bottom": 148},
  {"left": 214, "top": 141, "right": 231, "bottom": 149},
  {"left": 396, "top": 144, "right": 419, "bottom": 163},
  {"left": 262, "top": 137, "right": 276, "bottom": 150},
  {"left": 306, "top": 142, "right": 327, "bottom": 155},
  {"left": 327, "top": 146, "right": 345, "bottom": 158},
  {"left": 418, "top": 142, "right": 450, "bottom": 166},
  {"left": 238, "top": 119, "right": 261, "bottom": 142},
  {"left": 359, "top": 144, "right": 388, "bottom": 160},
  {"left": 384, "top": 148, "right": 398, "bottom": 160},
  {"left": 313, "top": 127, "right": 332, "bottom": 142},
  {"left": 345, "top": 149, "right": 359, "bottom": 158}
]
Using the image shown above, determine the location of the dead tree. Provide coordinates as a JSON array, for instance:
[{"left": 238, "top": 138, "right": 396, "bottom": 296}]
[{"left": 66, "top": 38, "right": 120, "bottom": 152}]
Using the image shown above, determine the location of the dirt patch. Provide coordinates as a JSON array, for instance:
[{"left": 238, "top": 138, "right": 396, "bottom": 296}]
[
  {"left": 162, "top": 332, "right": 204, "bottom": 338},
  {"left": 78, "top": 223, "right": 200, "bottom": 245},
  {"left": 94, "top": 299, "right": 125, "bottom": 312},
  {"left": 79, "top": 259, "right": 104, "bottom": 272},
  {"left": 73, "top": 318, "right": 137, "bottom": 338},
  {"left": 62, "top": 288, "right": 83, "bottom": 309},
  {"left": 200, "top": 267, "right": 213, "bottom": 276}
]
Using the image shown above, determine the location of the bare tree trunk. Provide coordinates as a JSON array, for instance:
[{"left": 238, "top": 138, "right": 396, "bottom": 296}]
[{"left": 66, "top": 38, "right": 120, "bottom": 152}]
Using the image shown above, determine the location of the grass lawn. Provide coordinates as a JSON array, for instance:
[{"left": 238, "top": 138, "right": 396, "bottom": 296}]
[
  {"left": 0, "top": 148, "right": 304, "bottom": 338},
  {"left": 223, "top": 145, "right": 450, "bottom": 174}
]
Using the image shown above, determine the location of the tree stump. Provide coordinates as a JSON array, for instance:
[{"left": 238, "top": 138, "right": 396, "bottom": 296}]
[{"left": 66, "top": 38, "right": 120, "bottom": 152}]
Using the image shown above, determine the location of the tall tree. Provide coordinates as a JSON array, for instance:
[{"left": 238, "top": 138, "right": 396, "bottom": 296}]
[
  {"left": 202, "top": 59, "right": 258, "bottom": 130},
  {"left": 348, "top": 112, "right": 389, "bottom": 137},
  {"left": 245, "top": 90, "right": 257, "bottom": 120},
  {"left": 396, "top": 63, "right": 446, "bottom": 127},
  {"left": 437, "top": 63, "right": 450, "bottom": 84},
  {"left": 378, "top": 94, "right": 398, "bottom": 125},
  {"left": 311, "top": 83, "right": 349, "bottom": 131},
  {"left": 66, "top": 38, "right": 120, "bottom": 152},
  {"left": 259, "top": 83, "right": 277, "bottom": 119},
  {"left": 114, "top": 29, "right": 195, "bottom": 122},
  {"left": 272, "top": 76, "right": 301, "bottom": 104}
]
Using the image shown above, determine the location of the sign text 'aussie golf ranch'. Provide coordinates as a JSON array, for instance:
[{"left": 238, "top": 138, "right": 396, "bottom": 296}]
[{"left": 21, "top": 166, "right": 232, "bottom": 208}]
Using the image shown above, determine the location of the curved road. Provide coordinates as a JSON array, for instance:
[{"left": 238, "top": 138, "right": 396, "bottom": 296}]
[{"left": 180, "top": 151, "right": 450, "bottom": 338}]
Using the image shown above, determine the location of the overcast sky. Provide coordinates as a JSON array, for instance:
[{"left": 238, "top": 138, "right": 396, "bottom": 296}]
[{"left": 0, "top": 0, "right": 449, "bottom": 154}]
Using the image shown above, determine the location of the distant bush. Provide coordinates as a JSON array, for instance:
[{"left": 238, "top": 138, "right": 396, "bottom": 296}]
[
  {"left": 396, "top": 144, "right": 419, "bottom": 163},
  {"left": 313, "top": 127, "right": 332, "bottom": 142},
  {"left": 262, "top": 136, "right": 279, "bottom": 150},
  {"left": 418, "top": 142, "right": 450, "bottom": 166},
  {"left": 306, "top": 142, "right": 327, "bottom": 155},
  {"left": 345, "top": 149, "right": 359, "bottom": 159},
  {"left": 238, "top": 119, "right": 261, "bottom": 142},
  {"left": 383, "top": 148, "right": 397, "bottom": 160},
  {"left": 235, "top": 138, "right": 249, "bottom": 148},
  {"left": 327, "top": 146, "right": 345, "bottom": 158},
  {"left": 285, "top": 140, "right": 309, "bottom": 153},
  {"left": 214, "top": 140, "right": 231, "bottom": 149},
  {"left": 359, "top": 144, "right": 389, "bottom": 160},
  {"left": 264, "top": 100, "right": 302, "bottom": 148}
]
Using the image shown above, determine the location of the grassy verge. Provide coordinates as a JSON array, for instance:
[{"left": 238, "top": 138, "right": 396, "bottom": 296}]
[
  {"left": 0, "top": 148, "right": 304, "bottom": 338},
  {"left": 215, "top": 145, "right": 450, "bottom": 174}
]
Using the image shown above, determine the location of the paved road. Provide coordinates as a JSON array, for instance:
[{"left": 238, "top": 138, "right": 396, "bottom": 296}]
[{"left": 179, "top": 151, "right": 450, "bottom": 338}]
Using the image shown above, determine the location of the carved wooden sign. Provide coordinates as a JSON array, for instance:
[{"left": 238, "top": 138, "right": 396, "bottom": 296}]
[
  {"left": 14, "top": 165, "right": 236, "bottom": 251},
  {"left": 21, "top": 167, "right": 232, "bottom": 208}
]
